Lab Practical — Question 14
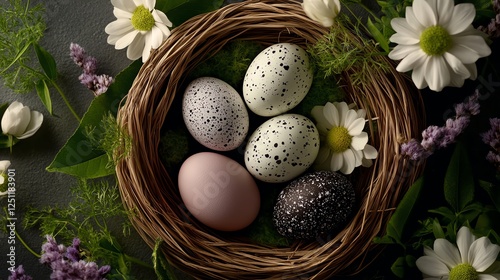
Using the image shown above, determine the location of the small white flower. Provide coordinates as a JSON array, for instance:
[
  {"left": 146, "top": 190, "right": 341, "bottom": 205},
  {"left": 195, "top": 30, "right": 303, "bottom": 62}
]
[
  {"left": 311, "top": 102, "right": 378, "bottom": 175},
  {"left": 0, "top": 160, "right": 11, "bottom": 197},
  {"left": 416, "top": 226, "right": 500, "bottom": 280},
  {"left": 105, "top": 0, "right": 172, "bottom": 63},
  {"left": 302, "top": 0, "right": 341, "bottom": 27},
  {"left": 388, "top": 0, "right": 491, "bottom": 92},
  {"left": 1, "top": 101, "right": 43, "bottom": 140}
]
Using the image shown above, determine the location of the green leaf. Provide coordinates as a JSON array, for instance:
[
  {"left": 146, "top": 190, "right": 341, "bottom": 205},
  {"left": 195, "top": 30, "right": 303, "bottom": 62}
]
[
  {"left": 390, "top": 256, "right": 406, "bottom": 278},
  {"left": 157, "top": 0, "right": 224, "bottom": 27},
  {"left": 432, "top": 218, "right": 445, "bottom": 239},
  {"left": 34, "top": 43, "right": 57, "bottom": 80},
  {"left": 366, "top": 18, "right": 389, "bottom": 53},
  {"left": 444, "top": 142, "right": 475, "bottom": 212},
  {"left": 153, "top": 240, "right": 175, "bottom": 280},
  {"left": 428, "top": 206, "right": 455, "bottom": 222},
  {"left": 99, "top": 237, "right": 123, "bottom": 254},
  {"left": 35, "top": 79, "right": 53, "bottom": 115},
  {"left": 373, "top": 176, "right": 425, "bottom": 247},
  {"left": 46, "top": 60, "right": 142, "bottom": 179},
  {"left": 479, "top": 180, "right": 500, "bottom": 211}
]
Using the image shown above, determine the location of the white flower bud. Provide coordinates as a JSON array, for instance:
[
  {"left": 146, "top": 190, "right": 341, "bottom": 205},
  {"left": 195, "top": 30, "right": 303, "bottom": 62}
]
[
  {"left": 1, "top": 101, "right": 44, "bottom": 140},
  {"left": 302, "top": 0, "right": 341, "bottom": 28}
]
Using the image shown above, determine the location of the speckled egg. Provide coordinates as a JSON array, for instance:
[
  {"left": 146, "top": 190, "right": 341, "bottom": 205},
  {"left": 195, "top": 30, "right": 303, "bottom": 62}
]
[
  {"left": 273, "top": 171, "right": 356, "bottom": 239},
  {"left": 243, "top": 43, "right": 313, "bottom": 117},
  {"left": 182, "top": 77, "right": 249, "bottom": 151},
  {"left": 244, "top": 114, "right": 319, "bottom": 183}
]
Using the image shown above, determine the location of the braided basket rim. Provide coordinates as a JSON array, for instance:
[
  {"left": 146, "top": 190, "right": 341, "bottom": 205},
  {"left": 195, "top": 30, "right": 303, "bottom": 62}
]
[{"left": 116, "top": 1, "right": 426, "bottom": 279}]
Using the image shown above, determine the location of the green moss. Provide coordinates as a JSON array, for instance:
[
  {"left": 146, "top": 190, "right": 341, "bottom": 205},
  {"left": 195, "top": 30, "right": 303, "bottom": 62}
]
[
  {"left": 293, "top": 71, "right": 344, "bottom": 118},
  {"left": 159, "top": 128, "right": 190, "bottom": 170},
  {"left": 188, "top": 40, "right": 264, "bottom": 90},
  {"left": 245, "top": 186, "right": 291, "bottom": 247}
]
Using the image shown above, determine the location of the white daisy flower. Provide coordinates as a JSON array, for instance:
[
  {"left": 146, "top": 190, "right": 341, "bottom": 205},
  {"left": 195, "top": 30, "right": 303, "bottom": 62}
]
[
  {"left": 311, "top": 102, "right": 378, "bottom": 175},
  {"left": 302, "top": 0, "right": 341, "bottom": 28},
  {"left": 416, "top": 226, "right": 500, "bottom": 280},
  {"left": 388, "top": 0, "right": 491, "bottom": 92},
  {"left": 105, "top": 0, "right": 172, "bottom": 63}
]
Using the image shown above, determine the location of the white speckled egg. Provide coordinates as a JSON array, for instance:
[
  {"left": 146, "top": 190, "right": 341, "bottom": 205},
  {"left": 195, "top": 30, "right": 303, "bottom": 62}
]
[
  {"left": 182, "top": 77, "right": 249, "bottom": 151},
  {"left": 273, "top": 171, "right": 356, "bottom": 239},
  {"left": 244, "top": 114, "right": 320, "bottom": 183},
  {"left": 243, "top": 43, "right": 313, "bottom": 117}
]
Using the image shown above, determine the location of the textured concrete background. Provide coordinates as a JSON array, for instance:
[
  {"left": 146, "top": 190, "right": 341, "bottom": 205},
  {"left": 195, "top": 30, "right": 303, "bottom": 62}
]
[{"left": 0, "top": 0, "right": 152, "bottom": 278}]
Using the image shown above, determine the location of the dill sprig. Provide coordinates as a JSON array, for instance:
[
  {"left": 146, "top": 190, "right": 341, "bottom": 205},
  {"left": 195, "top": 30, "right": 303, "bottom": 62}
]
[
  {"left": 22, "top": 180, "right": 150, "bottom": 277},
  {"left": 85, "top": 112, "right": 133, "bottom": 169},
  {"left": 308, "top": 17, "right": 390, "bottom": 87},
  {"left": 0, "top": 0, "right": 45, "bottom": 93}
]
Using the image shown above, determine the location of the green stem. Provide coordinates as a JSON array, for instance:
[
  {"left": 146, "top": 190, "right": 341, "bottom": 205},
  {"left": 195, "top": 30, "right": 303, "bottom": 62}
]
[
  {"left": 124, "top": 254, "right": 154, "bottom": 270},
  {"left": 50, "top": 80, "right": 81, "bottom": 122},
  {"left": 15, "top": 230, "right": 42, "bottom": 258}
]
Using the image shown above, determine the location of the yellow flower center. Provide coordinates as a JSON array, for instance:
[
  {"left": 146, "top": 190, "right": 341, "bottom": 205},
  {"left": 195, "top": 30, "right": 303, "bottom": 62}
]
[
  {"left": 449, "top": 263, "right": 479, "bottom": 280},
  {"left": 327, "top": 126, "right": 352, "bottom": 153},
  {"left": 420, "top": 25, "right": 452, "bottom": 56},
  {"left": 131, "top": 5, "right": 155, "bottom": 31}
]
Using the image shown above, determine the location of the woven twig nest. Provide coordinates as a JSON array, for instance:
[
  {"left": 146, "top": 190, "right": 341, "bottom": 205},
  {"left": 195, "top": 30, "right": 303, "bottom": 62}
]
[{"left": 116, "top": 0, "right": 426, "bottom": 279}]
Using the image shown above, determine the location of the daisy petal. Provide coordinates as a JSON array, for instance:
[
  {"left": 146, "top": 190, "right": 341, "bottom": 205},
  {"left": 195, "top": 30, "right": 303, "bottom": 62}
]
[
  {"left": 344, "top": 110, "right": 359, "bottom": 130},
  {"left": 150, "top": 26, "right": 163, "bottom": 49},
  {"left": 412, "top": 63, "right": 428, "bottom": 89},
  {"left": 443, "top": 52, "right": 470, "bottom": 78},
  {"left": 142, "top": 31, "right": 153, "bottom": 62},
  {"left": 425, "top": 56, "right": 450, "bottom": 92},
  {"left": 113, "top": 7, "right": 133, "bottom": 19},
  {"left": 396, "top": 49, "right": 427, "bottom": 73},
  {"left": 351, "top": 132, "right": 368, "bottom": 150},
  {"left": 389, "top": 33, "right": 420, "bottom": 45},
  {"left": 111, "top": 0, "right": 137, "bottom": 13},
  {"left": 105, "top": 19, "right": 133, "bottom": 35},
  {"left": 465, "top": 63, "right": 478, "bottom": 80},
  {"left": 454, "top": 35, "right": 492, "bottom": 58},
  {"left": 153, "top": 9, "right": 173, "bottom": 27},
  {"left": 330, "top": 152, "right": 343, "bottom": 172},
  {"left": 340, "top": 149, "right": 356, "bottom": 175},
  {"left": 353, "top": 150, "right": 363, "bottom": 166},
  {"left": 433, "top": 238, "right": 461, "bottom": 269},
  {"left": 356, "top": 108, "right": 366, "bottom": 119},
  {"left": 469, "top": 237, "right": 500, "bottom": 272},
  {"left": 478, "top": 274, "right": 498, "bottom": 280},
  {"left": 126, "top": 34, "right": 144, "bottom": 61},
  {"left": 446, "top": 3, "right": 475, "bottom": 35},
  {"left": 115, "top": 30, "right": 139, "bottom": 50},
  {"left": 324, "top": 102, "right": 339, "bottom": 127},
  {"left": 390, "top": 18, "right": 420, "bottom": 40},
  {"left": 336, "top": 102, "right": 349, "bottom": 127},
  {"left": 435, "top": 0, "right": 453, "bottom": 26},
  {"left": 389, "top": 44, "right": 421, "bottom": 61},
  {"left": 457, "top": 226, "right": 475, "bottom": 264},
  {"left": 362, "top": 144, "right": 378, "bottom": 159},
  {"left": 144, "top": 0, "right": 155, "bottom": 10},
  {"left": 415, "top": 256, "right": 450, "bottom": 277},
  {"left": 413, "top": 0, "right": 437, "bottom": 27},
  {"left": 347, "top": 118, "right": 365, "bottom": 136},
  {"left": 315, "top": 145, "right": 332, "bottom": 167},
  {"left": 405, "top": 7, "right": 424, "bottom": 33}
]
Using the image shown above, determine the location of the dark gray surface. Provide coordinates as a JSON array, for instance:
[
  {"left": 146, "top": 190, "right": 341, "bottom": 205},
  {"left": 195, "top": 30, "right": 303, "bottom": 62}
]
[{"left": 0, "top": 0, "right": 153, "bottom": 278}]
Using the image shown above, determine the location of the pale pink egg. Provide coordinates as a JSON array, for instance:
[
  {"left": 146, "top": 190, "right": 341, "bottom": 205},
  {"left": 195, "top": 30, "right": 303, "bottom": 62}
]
[{"left": 178, "top": 152, "right": 260, "bottom": 231}]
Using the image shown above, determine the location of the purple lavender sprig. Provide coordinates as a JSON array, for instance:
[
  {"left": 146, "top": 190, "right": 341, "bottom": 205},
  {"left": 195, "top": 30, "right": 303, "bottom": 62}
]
[
  {"left": 478, "top": 0, "right": 500, "bottom": 38},
  {"left": 40, "top": 235, "right": 111, "bottom": 280},
  {"left": 8, "top": 265, "right": 33, "bottom": 280},
  {"left": 401, "top": 91, "right": 481, "bottom": 161},
  {"left": 70, "top": 43, "right": 114, "bottom": 97},
  {"left": 482, "top": 118, "right": 500, "bottom": 170}
]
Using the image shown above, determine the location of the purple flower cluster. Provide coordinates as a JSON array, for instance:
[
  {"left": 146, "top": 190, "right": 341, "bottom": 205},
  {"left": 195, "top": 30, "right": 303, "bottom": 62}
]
[
  {"left": 8, "top": 265, "right": 32, "bottom": 280},
  {"left": 482, "top": 118, "right": 500, "bottom": 170},
  {"left": 401, "top": 91, "right": 481, "bottom": 161},
  {"left": 40, "top": 235, "right": 110, "bottom": 280},
  {"left": 70, "top": 43, "right": 114, "bottom": 96},
  {"left": 478, "top": 0, "right": 500, "bottom": 38}
]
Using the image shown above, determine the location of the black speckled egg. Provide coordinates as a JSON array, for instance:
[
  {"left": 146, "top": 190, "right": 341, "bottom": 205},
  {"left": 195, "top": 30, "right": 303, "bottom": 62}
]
[{"left": 273, "top": 171, "right": 355, "bottom": 239}]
